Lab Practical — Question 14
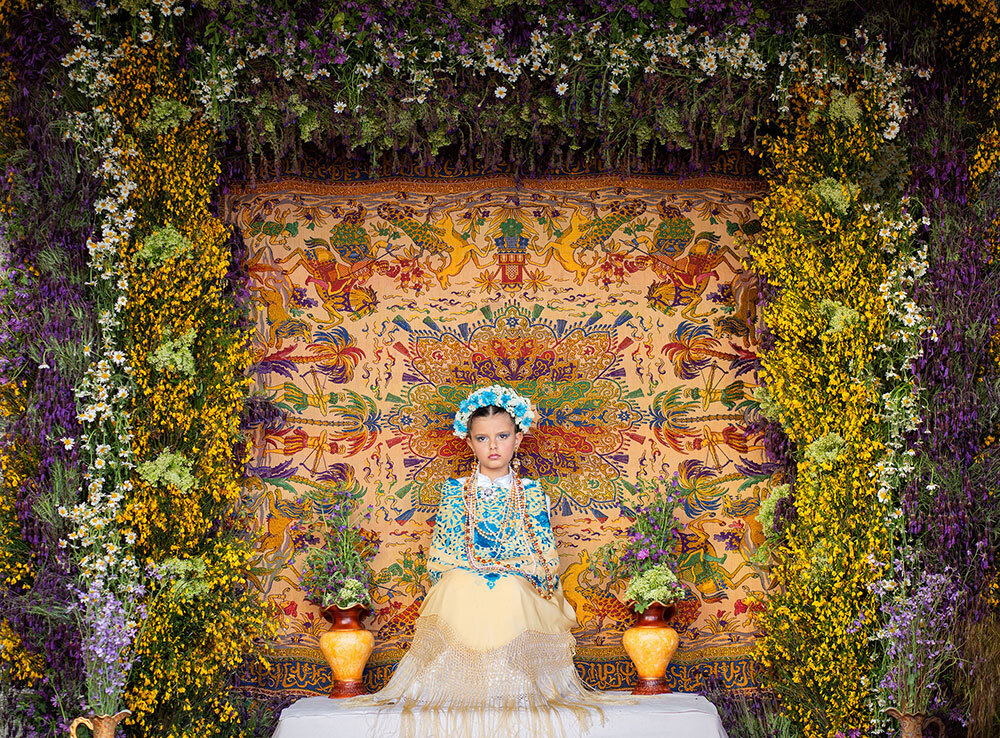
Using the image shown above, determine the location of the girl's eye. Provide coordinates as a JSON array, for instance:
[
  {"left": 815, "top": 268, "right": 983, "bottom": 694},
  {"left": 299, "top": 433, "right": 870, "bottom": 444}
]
[{"left": 499, "top": 433, "right": 509, "bottom": 439}]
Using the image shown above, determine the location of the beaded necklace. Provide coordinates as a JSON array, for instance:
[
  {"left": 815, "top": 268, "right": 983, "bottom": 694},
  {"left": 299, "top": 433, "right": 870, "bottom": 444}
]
[{"left": 461, "top": 467, "right": 556, "bottom": 600}]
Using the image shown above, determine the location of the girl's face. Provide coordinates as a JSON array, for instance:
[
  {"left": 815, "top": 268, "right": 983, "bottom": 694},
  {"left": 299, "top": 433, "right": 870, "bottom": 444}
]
[{"left": 465, "top": 412, "right": 523, "bottom": 481}]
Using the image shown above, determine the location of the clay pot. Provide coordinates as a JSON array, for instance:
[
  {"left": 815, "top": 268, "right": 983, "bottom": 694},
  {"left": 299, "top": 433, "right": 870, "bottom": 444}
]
[
  {"left": 621, "top": 601, "right": 679, "bottom": 695},
  {"left": 69, "top": 710, "right": 130, "bottom": 738},
  {"left": 887, "top": 708, "right": 944, "bottom": 738},
  {"left": 318, "top": 603, "right": 374, "bottom": 698}
]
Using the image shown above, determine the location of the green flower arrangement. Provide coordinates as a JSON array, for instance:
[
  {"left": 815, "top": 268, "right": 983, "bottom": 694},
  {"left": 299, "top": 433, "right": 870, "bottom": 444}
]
[
  {"left": 298, "top": 485, "right": 377, "bottom": 610},
  {"left": 624, "top": 563, "right": 686, "bottom": 613},
  {"left": 155, "top": 556, "right": 212, "bottom": 603},
  {"left": 753, "top": 385, "right": 786, "bottom": 425},
  {"left": 818, "top": 299, "right": 861, "bottom": 336},
  {"left": 136, "top": 448, "right": 197, "bottom": 493},
  {"left": 137, "top": 96, "right": 192, "bottom": 135},
  {"left": 147, "top": 328, "right": 196, "bottom": 377},
  {"left": 803, "top": 432, "right": 846, "bottom": 467},
  {"left": 303, "top": 568, "right": 372, "bottom": 610},
  {"left": 758, "top": 484, "right": 791, "bottom": 537},
  {"left": 750, "top": 484, "right": 792, "bottom": 568},
  {"left": 811, "top": 178, "right": 860, "bottom": 216},
  {"left": 592, "top": 474, "right": 685, "bottom": 613},
  {"left": 134, "top": 225, "right": 192, "bottom": 264}
]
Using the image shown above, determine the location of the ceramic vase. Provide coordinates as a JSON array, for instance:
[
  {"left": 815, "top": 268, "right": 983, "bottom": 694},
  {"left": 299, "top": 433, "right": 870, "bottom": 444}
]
[
  {"left": 69, "top": 710, "right": 131, "bottom": 738},
  {"left": 621, "top": 601, "right": 679, "bottom": 695},
  {"left": 886, "top": 708, "right": 944, "bottom": 738},
  {"left": 319, "top": 603, "right": 374, "bottom": 698}
]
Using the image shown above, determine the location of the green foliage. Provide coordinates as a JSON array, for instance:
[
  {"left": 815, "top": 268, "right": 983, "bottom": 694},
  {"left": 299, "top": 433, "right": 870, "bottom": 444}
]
[
  {"left": 136, "top": 449, "right": 197, "bottom": 493},
  {"left": 624, "top": 563, "right": 685, "bottom": 612},
  {"left": 817, "top": 299, "right": 860, "bottom": 335},
  {"left": 181, "top": 2, "right": 776, "bottom": 174},
  {"left": 287, "top": 94, "right": 319, "bottom": 141},
  {"left": 221, "top": 691, "right": 290, "bottom": 738},
  {"left": 147, "top": 328, "right": 196, "bottom": 376},
  {"left": 828, "top": 91, "right": 861, "bottom": 125},
  {"left": 958, "top": 612, "right": 1000, "bottom": 737},
  {"left": 0, "top": 680, "right": 30, "bottom": 738},
  {"left": 157, "top": 556, "right": 212, "bottom": 602},
  {"left": 758, "top": 484, "right": 790, "bottom": 538},
  {"left": 135, "top": 225, "right": 192, "bottom": 264},
  {"left": 0, "top": 130, "right": 99, "bottom": 244},
  {"left": 803, "top": 433, "right": 846, "bottom": 467},
  {"left": 728, "top": 692, "right": 801, "bottom": 738},
  {"left": 138, "top": 97, "right": 192, "bottom": 134},
  {"left": 811, "top": 178, "right": 860, "bottom": 215},
  {"left": 753, "top": 385, "right": 785, "bottom": 424}
]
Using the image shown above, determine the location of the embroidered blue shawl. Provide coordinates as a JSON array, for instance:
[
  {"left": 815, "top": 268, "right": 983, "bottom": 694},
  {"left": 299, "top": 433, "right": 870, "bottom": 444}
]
[{"left": 427, "top": 477, "right": 559, "bottom": 593}]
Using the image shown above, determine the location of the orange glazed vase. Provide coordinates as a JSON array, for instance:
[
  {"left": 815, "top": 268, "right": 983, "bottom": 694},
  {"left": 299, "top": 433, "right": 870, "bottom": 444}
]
[
  {"left": 69, "top": 710, "right": 130, "bottom": 738},
  {"left": 621, "top": 602, "right": 679, "bottom": 695},
  {"left": 319, "top": 604, "right": 374, "bottom": 698},
  {"left": 886, "top": 709, "right": 944, "bottom": 738}
]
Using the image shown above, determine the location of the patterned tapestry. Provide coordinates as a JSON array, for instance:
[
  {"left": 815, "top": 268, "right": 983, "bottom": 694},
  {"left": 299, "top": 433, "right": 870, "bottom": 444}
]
[{"left": 232, "top": 173, "right": 773, "bottom": 696}]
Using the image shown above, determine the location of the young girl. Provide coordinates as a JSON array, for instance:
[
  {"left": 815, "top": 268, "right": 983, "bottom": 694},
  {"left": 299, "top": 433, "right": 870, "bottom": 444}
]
[{"left": 362, "top": 384, "right": 609, "bottom": 737}]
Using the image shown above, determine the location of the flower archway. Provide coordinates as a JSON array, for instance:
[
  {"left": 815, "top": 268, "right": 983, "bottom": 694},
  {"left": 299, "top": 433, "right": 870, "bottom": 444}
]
[{"left": 2, "top": 1, "right": 999, "bottom": 736}]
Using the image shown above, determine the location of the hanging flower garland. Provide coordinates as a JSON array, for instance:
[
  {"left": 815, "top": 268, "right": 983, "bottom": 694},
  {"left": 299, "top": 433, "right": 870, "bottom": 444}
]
[{"left": 53, "top": 11, "right": 277, "bottom": 734}]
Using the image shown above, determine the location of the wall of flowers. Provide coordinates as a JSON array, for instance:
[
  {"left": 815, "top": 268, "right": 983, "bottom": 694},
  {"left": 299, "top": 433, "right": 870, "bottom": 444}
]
[{"left": 0, "top": 1, "right": 998, "bottom": 737}]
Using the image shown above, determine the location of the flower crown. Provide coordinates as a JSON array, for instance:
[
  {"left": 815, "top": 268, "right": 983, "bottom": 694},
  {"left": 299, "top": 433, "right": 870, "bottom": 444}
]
[{"left": 453, "top": 385, "right": 534, "bottom": 438}]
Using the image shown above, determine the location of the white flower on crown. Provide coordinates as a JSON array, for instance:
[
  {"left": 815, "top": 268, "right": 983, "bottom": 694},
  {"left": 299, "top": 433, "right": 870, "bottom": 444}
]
[{"left": 453, "top": 385, "right": 534, "bottom": 438}]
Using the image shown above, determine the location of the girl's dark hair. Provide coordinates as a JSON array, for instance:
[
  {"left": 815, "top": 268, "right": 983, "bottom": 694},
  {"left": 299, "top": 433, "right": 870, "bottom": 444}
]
[{"left": 468, "top": 404, "right": 517, "bottom": 427}]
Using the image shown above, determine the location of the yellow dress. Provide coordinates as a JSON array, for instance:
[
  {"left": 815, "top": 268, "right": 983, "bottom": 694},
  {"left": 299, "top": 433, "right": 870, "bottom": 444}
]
[{"left": 358, "top": 472, "right": 612, "bottom": 737}]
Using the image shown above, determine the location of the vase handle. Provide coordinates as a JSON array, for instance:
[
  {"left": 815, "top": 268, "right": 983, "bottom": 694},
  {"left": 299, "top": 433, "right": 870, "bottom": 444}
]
[
  {"left": 69, "top": 717, "right": 93, "bottom": 738},
  {"left": 924, "top": 716, "right": 945, "bottom": 738}
]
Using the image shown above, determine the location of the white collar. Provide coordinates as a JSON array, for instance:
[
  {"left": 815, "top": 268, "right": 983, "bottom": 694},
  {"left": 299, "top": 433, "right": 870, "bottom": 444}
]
[{"left": 475, "top": 470, "right": 513, "bottom": 490}]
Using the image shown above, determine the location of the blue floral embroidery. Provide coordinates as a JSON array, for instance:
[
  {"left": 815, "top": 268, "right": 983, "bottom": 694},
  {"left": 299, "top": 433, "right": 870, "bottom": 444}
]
[{"left": 427, "top": 477, "right": 557, "bottom": 592}]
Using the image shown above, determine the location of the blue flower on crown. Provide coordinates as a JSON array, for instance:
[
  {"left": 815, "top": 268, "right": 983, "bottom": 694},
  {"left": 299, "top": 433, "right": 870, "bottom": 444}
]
[{"left": 453, "top": 385, "right": 535, "bottom": 438}]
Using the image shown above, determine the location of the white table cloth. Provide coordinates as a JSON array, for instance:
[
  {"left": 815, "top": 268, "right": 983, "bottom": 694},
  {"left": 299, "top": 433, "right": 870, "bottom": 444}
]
[{"left": 272, "top": 693, "right": 729, "bottom": 738}]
